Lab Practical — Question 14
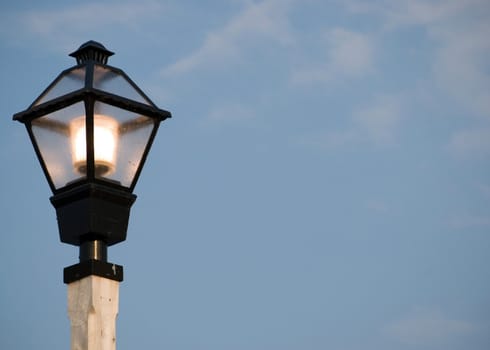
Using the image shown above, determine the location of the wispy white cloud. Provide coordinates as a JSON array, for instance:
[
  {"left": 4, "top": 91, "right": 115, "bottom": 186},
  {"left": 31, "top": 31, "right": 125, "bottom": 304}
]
[
  {"left": 295, "top": 129, "right": 359, "bottom": 150},
  {"left": 162, "top": 0, "right": 294, "bottom": 76},
  {"left": 478, "top": 183, "right": 490, "bottom": 198},
  {"left": 450, "top": 214, "right": 490, "bottom": 229},
  {"left": 345, "top": 0, "right": 490, "bottom": 118},
  {"left": 382, "top": 307, "right": 476, "bottom": 345},
  {"left": 447, "top": 183, "right": 490, "bottom": 230},
  {"left": 0, "top": 1, "right": 165, "bottom": 52},
  {"left": 366, "top": 199, "right": 389, "bottom": 213},
  {"left": 206, "top": 103, "right": 256, "bottom": 125},
  {"left": 431, "top": 20, "right": 490, "bottom": 118},
  {"left": 354, "top": 94, "right": 402, "bottom": 145},
  {"left": 292, "top": 28, "right": 374, "bottom": 84},
  {"left": 296, "top": 93, "right": 402, "bottom": 150},
  {"left": 448, "top": 128, "right": 490, "bottom": 156},
  {"left": 346, "top": 0, "right": 476, "bottom": 28},
  {"left": 344, "top": 0, "right": 490, "bottom": 161},
  {"left": 24, "top": 2, "right": 163, "bottom": 34}
]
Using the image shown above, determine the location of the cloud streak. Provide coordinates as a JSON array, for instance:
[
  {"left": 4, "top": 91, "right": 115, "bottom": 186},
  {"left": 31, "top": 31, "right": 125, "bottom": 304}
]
[
  {"left": 295, "top": 129, "right": 359, "bottom": 151},
  {"left": 0, "top": 1, "right": 165, "bottom": 51},
  {"left": 346, "top": 0, "right": 476, "bottom": 28},
  {"left": 448, "top": 128, "right": 490, "bottom": 156},
  {"left": 296, "top": 93, "right": 403, "bottom": 150},
  {"left": 292, "top": 28, "right": 374, "bottom": 84},
  {"left": 206, "top": 103, "right": 256, "bottom": 125},
  {"left": 450, "top": 214, "right": 490, "bottom": 229},
  {"left": 432, "top": 19, "right": 490, "bottom": 118},
  {"left": 161, "top": 0, "right": 294, "bottom": 76},
  {"left": 354, "top": 94, "right": 402, "bottom": 145},
  {"left": 346, "top": 0, "right": 490, "bottom": 117},
  {"left": 383, "top": 307, "right": 476, "bottom": 345}
]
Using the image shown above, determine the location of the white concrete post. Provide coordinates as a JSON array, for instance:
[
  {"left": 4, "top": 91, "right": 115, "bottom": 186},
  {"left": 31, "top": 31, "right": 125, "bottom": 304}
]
[{"left": 67, "top": 275, "right": 120, "bottom": 350}]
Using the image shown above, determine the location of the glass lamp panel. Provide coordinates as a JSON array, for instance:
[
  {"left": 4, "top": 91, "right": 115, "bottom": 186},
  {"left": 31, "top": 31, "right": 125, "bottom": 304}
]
[
  {"left": 93, "top": 102, "right": 155, "bottom": 187},
  {"left": 31, "top": 102, "right": 87, "bottom": 189},
  {"left": 93, "top": 65, "right": 152, "bottom": 105},
  {"left": 34, "top": 67, "right": 86, "bottom": 106}
]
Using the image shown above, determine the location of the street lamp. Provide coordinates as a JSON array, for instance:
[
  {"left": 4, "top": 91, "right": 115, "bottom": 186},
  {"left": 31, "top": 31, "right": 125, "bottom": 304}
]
[{"left": 13, "top": 41, "right": 171, "bottom": 350}]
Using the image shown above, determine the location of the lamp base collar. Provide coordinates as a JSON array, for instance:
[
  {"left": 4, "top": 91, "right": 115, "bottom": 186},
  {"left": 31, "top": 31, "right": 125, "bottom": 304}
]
[{"left": 64, "top": 259, "right": 123, "bottom": 284}]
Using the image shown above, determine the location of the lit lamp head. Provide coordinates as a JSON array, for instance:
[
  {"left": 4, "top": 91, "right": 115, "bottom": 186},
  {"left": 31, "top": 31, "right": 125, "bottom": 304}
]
[{"left": 13, "top": 41, "right": 171, "bottom": 282}]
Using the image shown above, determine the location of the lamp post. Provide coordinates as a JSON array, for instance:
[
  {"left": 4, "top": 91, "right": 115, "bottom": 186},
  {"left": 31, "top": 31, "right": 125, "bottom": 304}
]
[{"left": 13, "top": 41, "right": 171, "bottom": 350}]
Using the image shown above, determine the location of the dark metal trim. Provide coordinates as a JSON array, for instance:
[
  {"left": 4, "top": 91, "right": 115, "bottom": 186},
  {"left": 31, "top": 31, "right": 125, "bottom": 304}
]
[
  {"left": 13, "top": 88, "right": 171, "bottom": 124},
  {"left": 51, "top": 177, "right": 134, "bottom": 195},
  {"left": 64, "top": 260, "right": 123, "bottom": 283},
  {"left": 13, "top": 89, "right": 86, "bottom": 123},
  {"left": 50, "top": 182, "right": 137, "bottom": 246},
  {"left": 50, "top": 182, "right": 136, "bottom": 207},
  {"left": 93, "top": 89, "right": 172, "bottom": 120},
  {"left": 80, "top": 240, "right": 107, "bottom": 262},
  {"left": 69, "top": 41, "right": 114, "bottom": 65},
  {"left": 85, "top": 96, "right": 95, "bottom": 180}
]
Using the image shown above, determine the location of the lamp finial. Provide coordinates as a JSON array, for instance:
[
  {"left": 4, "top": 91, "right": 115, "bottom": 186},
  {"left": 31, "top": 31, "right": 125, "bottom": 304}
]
[{"left": 69, "top": 41, "right": 114, "bottom": 65}]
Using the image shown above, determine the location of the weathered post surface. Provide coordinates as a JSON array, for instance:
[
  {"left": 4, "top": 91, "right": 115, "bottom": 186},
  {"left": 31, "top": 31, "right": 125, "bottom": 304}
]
[{"left": 67, "top": 276, "right": 120, "bottom": 350}]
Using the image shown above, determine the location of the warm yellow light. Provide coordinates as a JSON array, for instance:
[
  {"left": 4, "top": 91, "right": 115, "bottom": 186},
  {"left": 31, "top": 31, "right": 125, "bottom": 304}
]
[{"left": 70, "top": 115, "right": 118, "bottom": 176}]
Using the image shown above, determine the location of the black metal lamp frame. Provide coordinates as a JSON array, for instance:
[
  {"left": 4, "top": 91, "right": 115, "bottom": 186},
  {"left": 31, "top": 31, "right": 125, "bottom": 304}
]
[{"left": 13, "top": 41, "right": 171, "bottom": 283}]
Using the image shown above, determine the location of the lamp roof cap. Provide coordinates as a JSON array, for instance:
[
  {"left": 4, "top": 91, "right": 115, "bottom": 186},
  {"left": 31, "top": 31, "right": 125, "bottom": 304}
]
[{"left": 69, "top": 40, "right": 114, "bottom": 65}]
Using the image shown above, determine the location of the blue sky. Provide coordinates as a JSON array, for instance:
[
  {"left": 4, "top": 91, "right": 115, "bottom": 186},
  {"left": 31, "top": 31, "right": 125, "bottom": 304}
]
[{"left": 1, "top": 0, "right": 490, "bottom": 349}]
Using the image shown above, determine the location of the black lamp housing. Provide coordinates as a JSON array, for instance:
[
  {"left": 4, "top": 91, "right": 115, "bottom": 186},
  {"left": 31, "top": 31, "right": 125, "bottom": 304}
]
[{"left": 13, "top": 41, "right": 171, "bottom": 282}]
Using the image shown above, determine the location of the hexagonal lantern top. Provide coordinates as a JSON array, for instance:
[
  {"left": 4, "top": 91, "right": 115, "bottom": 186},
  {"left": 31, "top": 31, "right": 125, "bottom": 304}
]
[{"left": 13, "top": 41, "right": 171, "bottom": 194}]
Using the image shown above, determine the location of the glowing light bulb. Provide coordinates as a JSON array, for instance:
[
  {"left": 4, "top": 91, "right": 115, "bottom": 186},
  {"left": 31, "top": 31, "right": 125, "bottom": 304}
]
[{"left": 70, "top": 115, "right": 118, "bottom": 176}]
